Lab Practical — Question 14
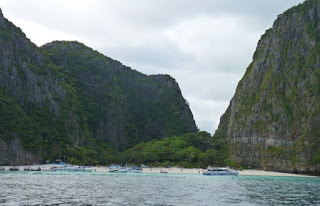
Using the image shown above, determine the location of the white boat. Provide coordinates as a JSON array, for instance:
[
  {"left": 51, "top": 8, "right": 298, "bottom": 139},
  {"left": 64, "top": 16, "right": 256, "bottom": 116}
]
[
  {"left": 73, "top": 166, "right": 93, "bottom": 172},
  {"left": 127, "top": 166, "right": 142, "bottom": 173},
  {"left": 203, "top": 167, "right": 239, "bottom": 176},
  {"left": 109, "top": 168, "right": 127, "bottom": 173},
  {"left": 83, "top": 167, "right": 94, "bottom": 172},
  {"left": 50, "top": 166, "right": 77, "bottom": 172},
  {"left": 50, "top": 165, "right": 93, "bottom": 172},
  {"left": 108, "top": 165, "right": 127, "bottom": 173}
]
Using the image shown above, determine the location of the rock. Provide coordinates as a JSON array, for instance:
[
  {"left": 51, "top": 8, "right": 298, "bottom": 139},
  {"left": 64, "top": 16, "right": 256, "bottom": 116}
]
[
  {"left": 214, "top": 0, "right": 320, "bottom": 174},
  {"left": 0, "top": 139, "right": 41, "bottom": 165},
  {"left": 42, "top": 41, "right": 198, "bottom": 151},
  {"left": 0, "top": 9, "right": 197, "bottom": 164}
]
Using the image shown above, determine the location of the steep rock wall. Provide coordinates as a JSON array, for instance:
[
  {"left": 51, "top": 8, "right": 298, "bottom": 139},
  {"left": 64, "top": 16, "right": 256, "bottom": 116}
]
[
  {"left": 215, "top": 0, "right": 320, "bottom": 174},
  {"left": 42, "top": 41, "right": 198, "bottom": 151},
  {"left": 0, "top": 8, "right": 197, "bottom": 164}
]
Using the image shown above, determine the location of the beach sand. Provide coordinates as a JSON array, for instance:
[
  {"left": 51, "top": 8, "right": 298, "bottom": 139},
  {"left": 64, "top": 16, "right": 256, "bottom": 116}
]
[
  {"left": 1, "top": 165, "right": 316, "bottom": 178},
  {"left": 238, "top": 169, "right": 316, "bottom": 178},
  {"left": 141, "top": 167, "right": 316, "bottom": 178}
]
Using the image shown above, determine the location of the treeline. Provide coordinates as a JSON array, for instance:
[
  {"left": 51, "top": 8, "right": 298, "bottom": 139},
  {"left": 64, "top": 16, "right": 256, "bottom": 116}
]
[{"left": 64, "top": 132, "right": 230, "bottom": 168}]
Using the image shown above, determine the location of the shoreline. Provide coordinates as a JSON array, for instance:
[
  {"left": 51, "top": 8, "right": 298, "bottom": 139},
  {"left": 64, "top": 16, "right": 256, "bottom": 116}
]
[
  {"left": 140, "top": 167, "right": 316, "bottom": 178},
  {"left": 0, "top": 165, "right": 317, "bottom": 178}
]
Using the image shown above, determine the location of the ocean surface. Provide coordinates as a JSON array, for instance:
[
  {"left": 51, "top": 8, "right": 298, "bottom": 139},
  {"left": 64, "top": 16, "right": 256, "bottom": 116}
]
[{"left": 0, "top": 171, "right": 319, "bottom": 206}]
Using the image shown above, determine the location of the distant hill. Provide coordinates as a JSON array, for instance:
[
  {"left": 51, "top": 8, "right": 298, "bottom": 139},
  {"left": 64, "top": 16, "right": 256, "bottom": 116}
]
[
  {"left": 0, "top": 8, "right": 197, "bottom": 165},
  {"left": 214, "top": 0, "right": 320, "bottom": 174}
]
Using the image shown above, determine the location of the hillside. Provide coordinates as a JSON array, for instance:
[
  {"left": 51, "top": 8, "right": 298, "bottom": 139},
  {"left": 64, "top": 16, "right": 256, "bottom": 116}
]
[
  {"left": 214, "top": 0, "right": 320, "bottom": 174},
  {"left": 0, "top": 8, "right": 197, "bottom": 165},
  {"left": 119, "top": 131, "right": 227, "bottom": 168},
  {"left": 42, "top": 41, "right": 197, "bottom": 151}
]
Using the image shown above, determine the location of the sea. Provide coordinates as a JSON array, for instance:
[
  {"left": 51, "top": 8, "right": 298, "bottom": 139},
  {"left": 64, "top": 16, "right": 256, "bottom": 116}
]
[{"left": 0, "top": 171, "right": 319, "bottom": 205}]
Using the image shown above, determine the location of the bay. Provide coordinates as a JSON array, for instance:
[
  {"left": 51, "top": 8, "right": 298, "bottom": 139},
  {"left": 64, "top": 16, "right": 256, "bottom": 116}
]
[{"left": 0, "top": 171, "right": 319, "bottom": 205}]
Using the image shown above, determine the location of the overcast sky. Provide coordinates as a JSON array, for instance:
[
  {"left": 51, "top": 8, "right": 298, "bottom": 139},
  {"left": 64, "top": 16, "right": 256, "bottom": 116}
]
[{"left": 0, "top": 0, "right": 304, "bottom": 134}]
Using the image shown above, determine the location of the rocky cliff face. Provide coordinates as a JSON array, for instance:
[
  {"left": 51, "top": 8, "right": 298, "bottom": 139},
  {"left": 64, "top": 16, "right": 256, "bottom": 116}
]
[
  {"left": 42, "top": 41, "right": 198, "bottom": 151},
  {"left": 0, "top": 9, "right": 197, "bottom": 164},
  {"left": 215, "top": 0, "right": 320, "bottom": 174},
  {"left": 0, "top": 8, "right": 75, "bottom": 165}
]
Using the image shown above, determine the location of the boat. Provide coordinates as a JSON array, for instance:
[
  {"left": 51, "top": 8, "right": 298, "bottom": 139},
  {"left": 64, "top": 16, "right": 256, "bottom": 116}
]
[
  {"left": 50, "top": 165, "right": 93, "bottom": 172},
  {"left": 108, "top": 165, "right": 127, "bottom": 173},
  {"left": 49, "top": 166, "right": 58, "bottom": 171},
  {"left": 23, "top": 166, "right": 41, "bottom": 171},
  {"left": 160, "top": 170, "right": 168, "bottom": 174},
  {"left": 31, "top": 167, "right": 41, "bottom": 171},
  {"left": 111, "top": 168, "right": 127, "bottom": 173},
  {"left": 203, "top": 167, "right": 239, "bottom": 176},
  {"left": 0, "top": 167, "right": 4, "bottom": 171},
  {"left": 83, "top": 166, "right": 94, "bottom": 172},
  {"left": 127, "top": 166, "right": 142, "bottom": 173},
  {"left": 73, "top": 166, "right": 94, "bottom": 172},
  {"left": 50, "top": 166, "right": 77, "bottom": 172},
  {"left": 72, "top": 166, "right": 85, "bottom": 172},
  {"left": 9, "top": 166, "right": 19, "bottom": 171}
]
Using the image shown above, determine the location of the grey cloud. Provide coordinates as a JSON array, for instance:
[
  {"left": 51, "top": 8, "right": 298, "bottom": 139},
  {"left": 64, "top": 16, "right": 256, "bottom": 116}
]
[{"left": 2, "top": 0, "right": 304, "bottom": 32}]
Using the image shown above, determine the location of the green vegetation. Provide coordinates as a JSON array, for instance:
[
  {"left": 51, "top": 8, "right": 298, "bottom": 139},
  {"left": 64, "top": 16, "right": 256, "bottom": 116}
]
[
  {"left": 0, "top": 88, "right": 43, "bottom": 150},
  {"left": 0, "top": 11, "right": 197, "bottom": 166},
  {"left": 117, "top": 132, "right": 228, "bottom": 168},
  {"left": 38, "top": 132, "right": 229, "bottom": 168},
  {"left": 0, "top": 86, "right": 88, "bottom": 160},
  {"left": 42, "top": 41, "right": 197, "bottom": 151},
  {"left": 214, "top": 0, "right": 320, "bottom": 172},
  {"left": 66, "top": 142, "right": 115, "bottom": 165}
]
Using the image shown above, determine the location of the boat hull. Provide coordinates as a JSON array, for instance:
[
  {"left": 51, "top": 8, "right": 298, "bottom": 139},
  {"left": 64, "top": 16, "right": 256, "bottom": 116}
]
[
  {"left": 50, "top": 166, "right": 93, "bottom": 172},
  {"left": 84, "top": 168, "right": 94, "bottom": 172},
  {"left": 109, "top": 169, "right": 127, "bottom": 173},
  {"left": 203, "top": 171, "right": 239, "bottom": 176},
  {"left": 127, "top": 170, "right": 142, "bottom": 173}
]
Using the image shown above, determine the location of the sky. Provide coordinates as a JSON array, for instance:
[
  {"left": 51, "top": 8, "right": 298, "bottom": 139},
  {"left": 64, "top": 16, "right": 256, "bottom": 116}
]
[{"left": 0, "top": 0, "right": 304, "bottom": 134}]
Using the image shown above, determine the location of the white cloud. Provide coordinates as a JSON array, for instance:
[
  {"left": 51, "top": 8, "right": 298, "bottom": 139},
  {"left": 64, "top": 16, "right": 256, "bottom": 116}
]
[{"left": 163, "top": 14, "right": 261, "bottom": 73}]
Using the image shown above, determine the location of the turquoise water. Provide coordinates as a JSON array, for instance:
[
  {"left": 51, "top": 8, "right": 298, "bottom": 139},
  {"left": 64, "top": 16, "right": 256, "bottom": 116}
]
[{"left": 0, "top": 171, "right": 319, "bottom": 205}]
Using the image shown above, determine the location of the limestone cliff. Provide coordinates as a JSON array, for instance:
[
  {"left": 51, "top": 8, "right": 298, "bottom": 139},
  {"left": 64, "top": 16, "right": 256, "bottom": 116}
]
[
  {"left": 0, "top": 9, "right": 197, "bottom": 164},
  {"left": 215, "top": 0, "right": 320, "bottom": 174},
  {"left": 42, "top": 41, "right": 198, "bottom": 151}
]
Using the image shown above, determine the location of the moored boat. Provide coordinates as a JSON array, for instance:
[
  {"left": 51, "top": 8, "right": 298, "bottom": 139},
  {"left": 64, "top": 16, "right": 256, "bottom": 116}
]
[
  {"left": 108, "top": 165, "right": 127, "bottom": 173},
  {"left": 83, "top": 167, "right": 94, "bottom": 172},
  {"left": 203, "top": 167, "right": 238, "bottom": 176},
  {"left": 50, "top": 165, "right": 93, "bottom": 172},
  {"left": 74, "top": 166, "right": 94, "bottom": 172},
  {"left": 31, "top": 167, "right": 41, "bottom": 171},
  {"left": 9, "top": 166, "right": 19, "bottom": 171},
  {"left": 127, "top": 166, "right": 142, "bottom": 173},
  {"left": 113, "top": 168, "right": 127, "bottom": 173},
  {"left": 50, "top": 166, "right": 77, "bottom": 172}
]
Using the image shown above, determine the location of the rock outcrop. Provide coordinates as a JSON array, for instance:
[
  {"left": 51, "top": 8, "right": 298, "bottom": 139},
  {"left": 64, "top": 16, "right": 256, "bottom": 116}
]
[
  {"left": 0, "top": 8, "right": 197, "bottom": 164},
  {"left": 42, "top": 41, "right": 198, "bottom": 151},
  {"left": 215, "top": 0, "right": 320, "bottom": 174}
]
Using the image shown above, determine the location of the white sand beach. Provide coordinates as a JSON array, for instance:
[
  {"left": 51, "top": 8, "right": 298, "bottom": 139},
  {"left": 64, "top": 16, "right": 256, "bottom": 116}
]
[
  {"left": 238, "top": 169, "right": 316, "bottom": 178},
  {"left": 140, "top": 167, "right": 316, "bottom": 178},
  {"left": 1, "top": 165, "right": 316, "bottom": 178}
]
